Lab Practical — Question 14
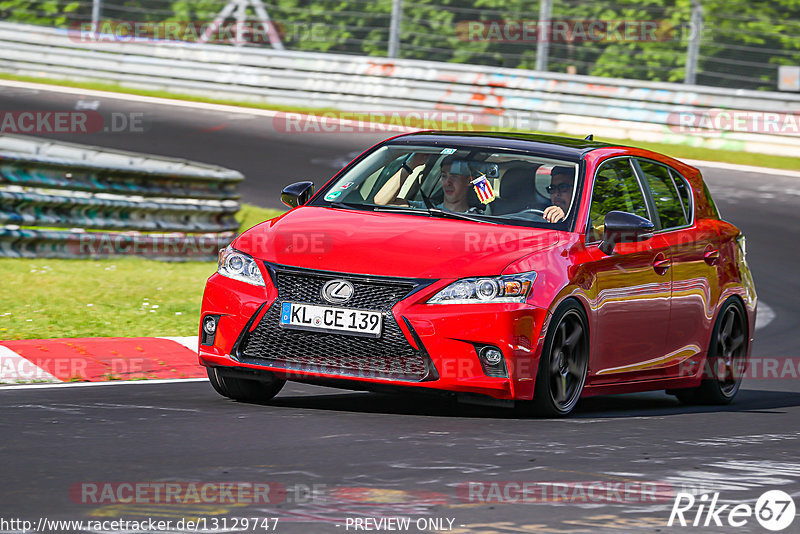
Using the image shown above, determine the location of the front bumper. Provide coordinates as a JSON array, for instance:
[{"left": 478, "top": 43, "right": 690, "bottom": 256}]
[{"left": 198, "top": 265, "right": 550, "bottom": 401}]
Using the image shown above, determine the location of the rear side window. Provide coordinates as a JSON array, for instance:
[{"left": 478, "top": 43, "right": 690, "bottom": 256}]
[
  {"left": 670, "top": 170, "right": 693, "bottom": 222},
  {"left": 702, "top": 181, "right": 721, "bottom": 219},
  {"left": 587, "top": 158, "right": 649, "bottom": 242},
  {"left": 636, "top": 159, "right": 688, "bottom": 229}
]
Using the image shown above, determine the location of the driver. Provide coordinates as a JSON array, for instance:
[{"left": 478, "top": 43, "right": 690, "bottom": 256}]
[
  {"left": 542, "top": 166, "right": 575, "bottom": 223},
  {"left": 374, "top": 154, "right": 481, "bottom": 213}
]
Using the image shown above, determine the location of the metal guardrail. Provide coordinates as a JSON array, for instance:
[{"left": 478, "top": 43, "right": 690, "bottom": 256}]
[
  {"left": 0, "top": 134, "right": 242, "bottom": 260},
  {"left": 0, "top": 21, "right": 799, "bottom": 158}
]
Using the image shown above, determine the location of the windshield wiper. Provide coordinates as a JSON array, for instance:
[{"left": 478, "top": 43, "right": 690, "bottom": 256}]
[
  {"left": 427, "top": 207, "right": 498, "bottom": 224},
  {"left": 373, "top": 204, "right": 427, "bottom": 213},
  {"left": 373, "top": 204, "right": 496, "bottom": 224},
  {"left": 328, "top": 201, "right": 373, "bottom": 211}
]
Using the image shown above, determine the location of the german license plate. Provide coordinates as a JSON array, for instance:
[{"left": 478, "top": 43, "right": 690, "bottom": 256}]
[{"left": 279, "top": 302, "right": 382, "bottom": 338}]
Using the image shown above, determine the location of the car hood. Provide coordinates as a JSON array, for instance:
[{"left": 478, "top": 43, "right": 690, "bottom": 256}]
[{"left": 233, "top": 206, "right": 562, "bottom": 279}]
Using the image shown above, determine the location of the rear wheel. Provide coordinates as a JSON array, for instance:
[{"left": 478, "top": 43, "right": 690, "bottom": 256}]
[
  {"left": 206, "top": 367, "right": 286, "bottom": 403},
  {"left": 529, "top": 301, "right": 589, "bottom": 417},
  {"left": 672, "top": 299, "right": 748, "bottom": 405}
]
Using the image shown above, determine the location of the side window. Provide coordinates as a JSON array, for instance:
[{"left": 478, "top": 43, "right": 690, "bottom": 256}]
[
  {"left": 702, "top": 181, "right": 721, "bottom": 219},
  {"left": 670, "top": 169, "right": 694, "bottom": 223},
  {"left": 637, "top": 159, "right": 688, "bottom": 229},
  {"left": 587, "top": 159, "right": 649, "bottom": 242}
]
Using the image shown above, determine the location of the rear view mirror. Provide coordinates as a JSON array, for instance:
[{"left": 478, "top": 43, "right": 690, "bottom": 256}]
[
  {"left": 599, "top": 211, "right": 654, "bottom": 255},
  {"left": 448, "top": 160, "right": 499, "bottom": 178},
  {"left": 281, "top": 181, "right": 315, "bottom": 208},
  {"left": 470, "top": 162, "right": 499, "bottom": 178}
]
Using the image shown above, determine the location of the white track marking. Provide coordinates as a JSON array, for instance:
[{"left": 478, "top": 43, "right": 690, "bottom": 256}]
[
  {"left": 8, "top": 402, "right": 199, "bottom": 412},
  {"left": 0, "top": 345, "right": 59, "bottom": 384},
  {"left": 2, "top": 79, "right": 798, "bottom": 177},
  {"left": 676, "top": 431, "right": 800, "bottom": 447},
  {"left": 755, "top": 301, "right": 775, "bottom": 331},
  {"left": 159, "top": 336, "right": 199, "bottom": 353},
  {"left": 0, "top": 377, "right": 208, "bottom": 390}
]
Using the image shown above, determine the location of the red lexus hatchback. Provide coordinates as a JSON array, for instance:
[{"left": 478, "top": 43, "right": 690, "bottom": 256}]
[{"left": 199, "top": 132, "right": 756, "bottom": 416}]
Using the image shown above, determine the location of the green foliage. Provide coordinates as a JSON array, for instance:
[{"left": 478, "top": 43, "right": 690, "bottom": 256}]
[
  {"left": 0, "top": 0, "right": 85, "bottom": 25},
  {"left": 236, "top": 204, "right": 284, "bottom": 232}
]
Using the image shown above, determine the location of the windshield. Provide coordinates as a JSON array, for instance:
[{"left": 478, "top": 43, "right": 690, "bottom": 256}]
[{"left": 311, "top": 144, "right": 582, "bottom": 229}]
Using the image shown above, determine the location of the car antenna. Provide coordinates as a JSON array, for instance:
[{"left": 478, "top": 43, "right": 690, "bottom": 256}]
[{"left": 584, "top": 134, "right": 594, "bottom": 141}]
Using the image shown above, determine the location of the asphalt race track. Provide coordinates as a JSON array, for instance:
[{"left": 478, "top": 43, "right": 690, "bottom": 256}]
[{"left": 2, "top": 83, "right": 800, "bottom": 533}]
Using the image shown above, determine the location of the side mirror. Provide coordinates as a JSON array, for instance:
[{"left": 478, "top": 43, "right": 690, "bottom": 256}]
[
  {"left": 599, "top": 210, "right": 654, "bottom": 255},
  {"left": 281, "top": 181, "right": 315, "bottom": 208}
]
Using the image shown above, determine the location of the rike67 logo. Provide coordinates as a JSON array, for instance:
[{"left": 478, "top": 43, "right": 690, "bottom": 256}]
[{"left": 669, "top": 490, "right": 795, "bottom": 531}]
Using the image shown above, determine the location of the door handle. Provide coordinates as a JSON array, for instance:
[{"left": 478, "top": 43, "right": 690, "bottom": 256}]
[
  {"left": 704, "top": 246, "right": 720, "bottom": 266},
  {"left": 653, "top": 253, "right": 671, "bottom": 275}
]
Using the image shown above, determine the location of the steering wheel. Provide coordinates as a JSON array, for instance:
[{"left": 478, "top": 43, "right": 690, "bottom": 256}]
[{"left": 505, "top": 208, "right": 547, "bottom": 222}]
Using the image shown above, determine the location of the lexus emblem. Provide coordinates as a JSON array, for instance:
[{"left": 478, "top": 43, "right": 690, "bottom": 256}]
[{"left": 321, "top": 279, "right": 354, "bottom": 304}]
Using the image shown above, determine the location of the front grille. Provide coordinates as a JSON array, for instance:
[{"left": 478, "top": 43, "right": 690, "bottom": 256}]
[
  {"left": 272, "top": 269, "right": 417, "bottom": 311},
  {"left": 237, "top": 266, "right": 436, "bottom": 382}
]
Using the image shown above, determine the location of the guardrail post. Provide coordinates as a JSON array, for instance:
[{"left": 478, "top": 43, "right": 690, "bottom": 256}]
[
  {"left": 388, "top": 0, "right": 403, "bottom": 58},
  {"left": 685, "top": 0, "right": 703, "bottom": 85},
  {"left": 535, "top": 0, "right": 553, "bottom": 72},
  {"left": 91, "top": 0, "right": 102, "bottom": 34}
]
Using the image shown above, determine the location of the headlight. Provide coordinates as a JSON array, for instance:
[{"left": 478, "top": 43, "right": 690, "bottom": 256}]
[
  {"left": 217, "top": 246, "right": 265, "bottom": 286},
  {"left": 427, "top": 272, "right": 537, "bottom": 304}
]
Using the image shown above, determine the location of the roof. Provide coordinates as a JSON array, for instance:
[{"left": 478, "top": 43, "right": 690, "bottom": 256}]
[{"left": 385, "top": 131, "right": 620, "bottom": 162}]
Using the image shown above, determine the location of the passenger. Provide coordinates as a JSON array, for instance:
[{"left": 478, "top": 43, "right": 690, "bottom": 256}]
[
  {"left": 375, "top": 154, "right": 481, "bottom": 213},
  {"left": 542, "top": 166, "right": 575, "bottom": 223}
]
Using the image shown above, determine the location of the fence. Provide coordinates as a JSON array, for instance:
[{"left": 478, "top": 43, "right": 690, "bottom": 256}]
[
  {"left": 0, "top": 133, "right": 242, "bottom": 260},
  {"left": 1, "top": 21, "right": 799, "bottom": 158}
]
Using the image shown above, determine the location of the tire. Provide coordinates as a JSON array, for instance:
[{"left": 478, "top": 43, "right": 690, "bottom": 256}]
[
  {"left": 206, "top": 367, "right": 230, "bottom": 397},
  {"left": 529, "top": 300, "right": 590, "bottom": 417},
  {"left": 671, "top": 299, "right": 749, "bottom": 405},
  {"left": 206, "top": 367, "right": 286, "bottom": 403}
]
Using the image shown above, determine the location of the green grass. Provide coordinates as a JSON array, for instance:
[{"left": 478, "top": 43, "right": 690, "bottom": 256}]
[
  {"left": 3, "top": 72, "right": 799, "bottom": 171},
  {"left": 1, "top": 204, "right": 284, "bottom": 340},
  {"left": 237, "top": 203, "right": 284, "bottom": 231},
  {"left": 0, "top": 257, "right": 216, "bottom": 340}
]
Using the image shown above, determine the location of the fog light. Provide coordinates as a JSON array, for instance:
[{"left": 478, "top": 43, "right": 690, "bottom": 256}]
[
  {"left": 481, "top": 347, "right": 503, "bottom": 365},
  {"left": 476, "top": 345, "right": 508, "bottom": 378},
  {"left": 201, "top": 315, "right": 219, "bottom": 346},
  {"left": 203, "top": 316, "right": 217, "bottom": 335}
]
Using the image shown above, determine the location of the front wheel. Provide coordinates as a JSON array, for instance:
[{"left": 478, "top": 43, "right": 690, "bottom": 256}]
[
  {"left": 207, "top": 367, "right": 286, "bottom": 403},
  {"left": 671, "top": 299, "right": 748, "bottom": 405},
  {"left": 529, "top": 301, "right": 589, "bottom": 417}
]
